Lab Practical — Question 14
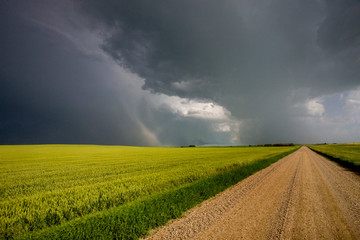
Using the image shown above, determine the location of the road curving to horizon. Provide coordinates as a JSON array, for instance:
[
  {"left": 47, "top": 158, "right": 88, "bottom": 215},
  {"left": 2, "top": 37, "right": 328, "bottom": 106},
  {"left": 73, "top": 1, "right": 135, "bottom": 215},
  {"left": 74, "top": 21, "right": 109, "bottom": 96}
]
[{"left": 144, "top": 146, "right": 360, "bottom": 239}]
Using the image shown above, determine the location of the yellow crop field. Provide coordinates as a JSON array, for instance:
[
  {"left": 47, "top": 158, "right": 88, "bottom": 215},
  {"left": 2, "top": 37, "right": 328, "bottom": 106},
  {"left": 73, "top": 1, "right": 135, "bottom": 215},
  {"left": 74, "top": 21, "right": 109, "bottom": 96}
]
[
  {"left": 0, "top": 144, "right": 297, "bottom": 239},
  {"left": 308, "top": 143, "right": 360, "bottom": 171}
]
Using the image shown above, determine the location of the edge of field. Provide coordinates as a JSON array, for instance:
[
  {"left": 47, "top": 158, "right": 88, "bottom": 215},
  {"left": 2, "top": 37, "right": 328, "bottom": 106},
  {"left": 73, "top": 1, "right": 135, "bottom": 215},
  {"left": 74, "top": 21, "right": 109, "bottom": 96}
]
[
  {"left": 307, "top": 145, "right": 360, "bottom": 174},
  {"left": 16, "top": 147, "right": 299, "bottom": 240}
]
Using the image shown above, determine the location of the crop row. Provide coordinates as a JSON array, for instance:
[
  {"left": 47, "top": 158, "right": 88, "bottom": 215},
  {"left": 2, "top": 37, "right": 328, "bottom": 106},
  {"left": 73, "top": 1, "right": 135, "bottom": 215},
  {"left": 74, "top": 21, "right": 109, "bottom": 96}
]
[
  {"left": 308, "top": 144, "right": 360, "bottom": 172},
  {"left": 17, "top": 148, "right": 298, "bottom": 240},
  {"left": 0, "top": 145, "right": 298, "bottom": 238}
]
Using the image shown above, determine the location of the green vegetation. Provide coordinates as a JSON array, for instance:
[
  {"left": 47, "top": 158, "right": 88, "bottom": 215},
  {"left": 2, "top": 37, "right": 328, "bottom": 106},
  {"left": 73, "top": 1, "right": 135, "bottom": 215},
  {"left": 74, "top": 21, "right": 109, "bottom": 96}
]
[
  {"left": 308, "top": 144, "right": 360, "bottom": 172},
  {"left": 0, "top": 145, "right": 298, "bottom": 239}
]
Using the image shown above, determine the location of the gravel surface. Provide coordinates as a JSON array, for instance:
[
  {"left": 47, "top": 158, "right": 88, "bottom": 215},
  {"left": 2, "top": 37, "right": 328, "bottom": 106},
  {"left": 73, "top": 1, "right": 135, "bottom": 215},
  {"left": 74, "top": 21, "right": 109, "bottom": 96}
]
[{"left": 143, "top": 146, "right": 360, "bottom": 240}]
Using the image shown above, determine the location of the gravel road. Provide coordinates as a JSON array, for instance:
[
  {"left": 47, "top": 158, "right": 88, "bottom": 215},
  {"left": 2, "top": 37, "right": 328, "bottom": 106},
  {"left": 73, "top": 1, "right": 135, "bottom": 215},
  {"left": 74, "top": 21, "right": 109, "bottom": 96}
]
[{"left": 143, "top": 146, "right": 360, "bottom": 240}]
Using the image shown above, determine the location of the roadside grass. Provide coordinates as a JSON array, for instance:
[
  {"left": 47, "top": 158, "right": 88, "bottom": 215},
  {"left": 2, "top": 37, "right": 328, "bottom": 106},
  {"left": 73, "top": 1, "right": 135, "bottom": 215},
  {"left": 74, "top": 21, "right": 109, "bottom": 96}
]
[
  {"left": 308, "top": 144, "right": 360, "bottom": 173},
  {"left": 15, "top": 148, "right": 298, "bottom": 240}
]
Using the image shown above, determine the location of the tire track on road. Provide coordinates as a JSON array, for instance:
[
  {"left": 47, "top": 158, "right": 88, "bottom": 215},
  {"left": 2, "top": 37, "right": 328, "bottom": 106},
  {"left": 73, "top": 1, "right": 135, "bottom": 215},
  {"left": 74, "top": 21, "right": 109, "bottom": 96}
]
[
  {"left": 144, "top": 146, "right": 360, "bottom": 240},
  {"left": 268, "top": 152, "right": 301, "bottom": 240}
]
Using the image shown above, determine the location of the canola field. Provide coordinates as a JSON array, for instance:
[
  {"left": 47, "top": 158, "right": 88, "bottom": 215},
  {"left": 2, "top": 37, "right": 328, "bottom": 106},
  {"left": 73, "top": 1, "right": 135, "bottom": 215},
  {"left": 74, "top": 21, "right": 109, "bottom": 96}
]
[
  {"left": 0, "top": 145, "right": 297, "bottom": 239},
  {"left": 308, "top": 143, "right": 360, "bottom": 171}
]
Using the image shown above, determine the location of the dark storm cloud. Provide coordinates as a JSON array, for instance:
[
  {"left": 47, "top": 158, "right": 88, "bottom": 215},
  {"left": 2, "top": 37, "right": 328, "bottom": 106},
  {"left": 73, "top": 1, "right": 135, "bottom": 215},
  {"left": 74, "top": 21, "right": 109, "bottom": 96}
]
[
  {"left": 78, "top": 0, "right": 360, "bottom": 94},
  {"left": 2, "top": 0, "right": 360, "bottom": 145},
  {"left": 76, "top": 0, "right": 360, "bottom": 143},
  {"left": 0, "top": 1, "right": 155, "bottom": 145},
  {"left": 318, "top": 0, "right": 360, "bottom": 53},
  {"left": 315, "top": 0, "right": 360, "bottom": 93}
]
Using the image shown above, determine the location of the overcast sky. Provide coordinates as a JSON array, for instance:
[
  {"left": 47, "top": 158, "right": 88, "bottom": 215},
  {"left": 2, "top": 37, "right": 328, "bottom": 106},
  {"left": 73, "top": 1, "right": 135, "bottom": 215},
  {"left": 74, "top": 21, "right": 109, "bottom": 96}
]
[{"left": 1, "top": 0, "right": 360, "bottom": 146}]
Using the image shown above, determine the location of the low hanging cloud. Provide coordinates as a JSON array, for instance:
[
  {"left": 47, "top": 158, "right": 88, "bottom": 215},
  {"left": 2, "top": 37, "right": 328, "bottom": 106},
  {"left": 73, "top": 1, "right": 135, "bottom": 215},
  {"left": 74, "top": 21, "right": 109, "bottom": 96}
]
[
  {"left": 1, "top": 0, "right": 359, "bottom": 145},
  {"left": 142, "top": 94, "right": 241, "bottom": 144},
  {"left": 75, "top": 0, "right": 360, "bottom": 143},
  {"left": 345, "top": 88, "right": 360, "bottom": 123},
  {"left": 0, "top": 1, "right": 158, "bottom": 145}
]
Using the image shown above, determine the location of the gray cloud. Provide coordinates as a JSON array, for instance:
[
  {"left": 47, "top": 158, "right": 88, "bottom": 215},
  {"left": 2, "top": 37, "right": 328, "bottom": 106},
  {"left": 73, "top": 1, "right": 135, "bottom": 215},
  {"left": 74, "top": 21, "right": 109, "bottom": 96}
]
[
  {"left": 0, "top": 1, "right": 156, "bottom": 145},
  {"left": 1, "top": 0, "right": 359, "bottom": 145},
  {"left": 79, "top": 0, "right": 360, "bottom": 94},
  {"left": 75, "top": 0, "right": 360, "bottom": 143}
]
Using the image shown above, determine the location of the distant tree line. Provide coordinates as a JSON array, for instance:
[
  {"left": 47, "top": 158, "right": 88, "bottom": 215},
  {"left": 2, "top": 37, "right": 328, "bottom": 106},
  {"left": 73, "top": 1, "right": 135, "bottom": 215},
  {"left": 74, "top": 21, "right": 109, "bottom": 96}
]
[{"left": 249, "top": 143, "right": 295, "bottom": 147}]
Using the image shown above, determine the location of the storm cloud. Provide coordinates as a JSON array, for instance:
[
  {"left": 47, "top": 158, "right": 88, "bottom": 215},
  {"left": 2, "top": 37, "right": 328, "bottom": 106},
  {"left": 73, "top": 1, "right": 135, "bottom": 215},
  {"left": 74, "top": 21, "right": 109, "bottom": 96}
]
[
  {"left": 1, "top": 0, "right": 360, "bottom": 145},
  {"left": 0, "top": 1, "right": 155, "bottom": 145},
  {"left": 76, "top": 0, "right": 360, "bottom": 143}
]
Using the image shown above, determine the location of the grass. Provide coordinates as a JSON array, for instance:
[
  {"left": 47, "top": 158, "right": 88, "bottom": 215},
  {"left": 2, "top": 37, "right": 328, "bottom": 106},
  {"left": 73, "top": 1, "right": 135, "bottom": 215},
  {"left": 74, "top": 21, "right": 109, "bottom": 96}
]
[
  {"left": 308, "top": 143, "right": 360, "bottom": 173},
  {"left": 0, "top": 145, "right": 298, "bottom": 239}
]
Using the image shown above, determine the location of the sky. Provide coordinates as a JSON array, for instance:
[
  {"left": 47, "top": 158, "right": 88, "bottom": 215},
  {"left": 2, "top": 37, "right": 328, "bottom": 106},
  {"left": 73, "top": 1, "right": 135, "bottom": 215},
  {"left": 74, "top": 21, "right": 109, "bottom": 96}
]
[{"left": 1, "top": 0, "right": 360, "bottom": 146}]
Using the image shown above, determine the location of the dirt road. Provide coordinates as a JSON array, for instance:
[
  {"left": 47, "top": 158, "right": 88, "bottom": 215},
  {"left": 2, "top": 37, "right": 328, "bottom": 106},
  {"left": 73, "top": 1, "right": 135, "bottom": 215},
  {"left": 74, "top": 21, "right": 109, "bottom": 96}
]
[{"left": 144, "top": 146, "right": 360, "bottom": 239}]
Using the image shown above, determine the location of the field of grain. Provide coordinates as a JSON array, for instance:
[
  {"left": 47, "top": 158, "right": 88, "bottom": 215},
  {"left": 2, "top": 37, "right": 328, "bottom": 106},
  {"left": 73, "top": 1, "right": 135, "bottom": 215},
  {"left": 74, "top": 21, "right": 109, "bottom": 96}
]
[
  {"left": 143, "top": 146, "right": 360, "bottom": 240},
  {"left": 0, "top": 145, "right": 297, "bottom": 239},
  {"left": 308, "top": 143, "right": 360, "bottom": 172}
]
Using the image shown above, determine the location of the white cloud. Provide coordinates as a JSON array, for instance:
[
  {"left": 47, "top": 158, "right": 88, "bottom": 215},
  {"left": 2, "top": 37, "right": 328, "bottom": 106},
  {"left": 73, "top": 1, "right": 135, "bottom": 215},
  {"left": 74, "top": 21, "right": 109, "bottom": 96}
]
[
  {"left": 306, "top": 98, "right": 325, "bottom": 117},
  {"left": 141, "top": 88, "right": 242, "bottom": 144},
  {"left": 213, "top": 121, "right": 242, "bottom": 143},
  {"left": 346, "top": 89, "right": 360, "bottom": 109},
  {"left": 345, "top": 88, "right": 360, "bottom": 123},
  {"left": 214, "top": 122, "right": 231, "bottom": 132},
  {"left": 148, "top": 94, "right": 232, "bottom": 120},
  {"left": 292, "top": 97, "right": 325, "bottom": 117}
]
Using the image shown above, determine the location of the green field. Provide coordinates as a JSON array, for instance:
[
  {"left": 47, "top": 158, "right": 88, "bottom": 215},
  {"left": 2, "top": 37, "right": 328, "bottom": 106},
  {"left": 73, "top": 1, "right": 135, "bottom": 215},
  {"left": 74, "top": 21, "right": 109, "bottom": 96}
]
[
  {"left": 0, "top": 145, "right": 298, "bottom": 239},
  {"left": 308, "top": 143, "right": 360, "bottom": 171}
]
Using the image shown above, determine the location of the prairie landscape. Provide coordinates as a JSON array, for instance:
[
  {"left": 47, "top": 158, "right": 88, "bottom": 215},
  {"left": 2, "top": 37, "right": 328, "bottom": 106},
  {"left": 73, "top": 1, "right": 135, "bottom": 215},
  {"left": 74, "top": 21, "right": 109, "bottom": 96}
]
[
  {"left": 0, "top": 145, "right": 297, "bottom": 239},
  {"left": 2, "top": 144, "right": 360, "bottom": 239},
  {"left": 144, "top": 146, "right": 360, "bottom": 240},
  {"left": 2, "top": 0, "right": 360, "bottom": 239}
]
